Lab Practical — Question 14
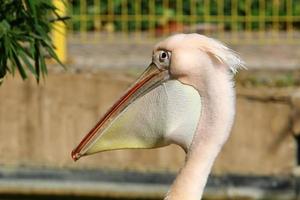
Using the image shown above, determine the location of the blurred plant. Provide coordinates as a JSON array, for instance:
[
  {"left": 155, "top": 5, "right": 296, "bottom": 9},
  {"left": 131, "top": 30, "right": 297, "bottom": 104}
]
[
  {"left": 237, "top": 71, "right": 300, "bottom": 87},
  {"left": 0, "top": 0, "right": 67, "bottom": 84}
]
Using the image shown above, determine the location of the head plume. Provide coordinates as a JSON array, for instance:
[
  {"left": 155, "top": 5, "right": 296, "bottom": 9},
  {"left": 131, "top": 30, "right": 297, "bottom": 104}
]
[
  {"left": 194, "top": 34, "right": 245, "bottom": 74},
  {"left": 155, "top": 33, "right": 245, "bottom": 74}
]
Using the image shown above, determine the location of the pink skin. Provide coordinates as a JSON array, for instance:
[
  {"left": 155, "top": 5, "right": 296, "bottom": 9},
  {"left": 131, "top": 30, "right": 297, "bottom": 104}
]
[{"left": 154, "top": 34, "right": 243, "bottom": 200}]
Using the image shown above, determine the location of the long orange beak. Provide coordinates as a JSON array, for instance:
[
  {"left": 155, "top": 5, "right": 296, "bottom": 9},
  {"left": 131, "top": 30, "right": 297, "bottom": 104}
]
[{"left": 71, "top": 63, "right": 169, "bottom": 161}]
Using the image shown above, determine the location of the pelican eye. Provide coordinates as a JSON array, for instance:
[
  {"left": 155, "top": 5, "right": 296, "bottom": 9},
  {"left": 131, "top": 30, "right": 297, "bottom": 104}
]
[
  {"left": 159, "top": 51, "right": 169, "bottom": 62},
  {"left": 161, "top": 52, "right": 167, "bottom": 59},
  {"left": 156, "top": 50, "right": 171, "bottom": 69}
]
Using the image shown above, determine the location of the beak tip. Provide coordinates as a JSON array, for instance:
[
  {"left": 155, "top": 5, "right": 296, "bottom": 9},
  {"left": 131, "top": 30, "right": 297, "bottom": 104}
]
[{"left": 71, "top": 150, "right": 81, "bottom": 162}]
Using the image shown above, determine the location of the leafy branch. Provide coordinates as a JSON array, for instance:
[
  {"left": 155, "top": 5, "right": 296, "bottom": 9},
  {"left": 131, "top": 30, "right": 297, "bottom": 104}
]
[{"left": 0, "top": 0, "right": 66, "bottom": 84}]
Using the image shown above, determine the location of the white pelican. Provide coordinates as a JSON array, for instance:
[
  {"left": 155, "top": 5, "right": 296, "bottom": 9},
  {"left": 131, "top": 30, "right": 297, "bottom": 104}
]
[{"left": 71, "top": 33, "right": 243, "bottom": 200}]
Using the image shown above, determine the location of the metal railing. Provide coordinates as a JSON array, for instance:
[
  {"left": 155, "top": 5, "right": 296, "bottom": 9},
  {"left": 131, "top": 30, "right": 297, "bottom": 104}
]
[{"left": 65, "top": 0, "right": 300, "bottom": 45}]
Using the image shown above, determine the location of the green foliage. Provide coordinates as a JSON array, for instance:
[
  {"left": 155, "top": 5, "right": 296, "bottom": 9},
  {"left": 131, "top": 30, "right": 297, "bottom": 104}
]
[
  {"left": 0, "top": 0, "right": 66, "bottom": 84},
  {"left": 70, "top": 0, "right": 300, "bottom": 32}
]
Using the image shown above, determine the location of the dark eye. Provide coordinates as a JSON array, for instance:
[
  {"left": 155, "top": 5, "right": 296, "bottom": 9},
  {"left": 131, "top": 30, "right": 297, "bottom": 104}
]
[
  {"left": 153, "top": 50, "right": 171, "bottom": 69},
  {"left": 159, "top": 50, "right": 169, "bottom": 63}
]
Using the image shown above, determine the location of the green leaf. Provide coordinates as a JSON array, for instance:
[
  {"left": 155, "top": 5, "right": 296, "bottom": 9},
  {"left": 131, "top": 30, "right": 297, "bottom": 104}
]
[
  {"left": 40, "top": 51, "right": 47, "bottom": 77},
  {"left": 11, "top": 46, "right": 27, "bottom": 79},
  {"left": 7, "top": 47, "right": 15, "bottom": 75},
  {"left": 18, "top": 47, "right": 37, "bottom": 78},
  {"left": 0, "top": 0, "right": 67, "bottom": 84},
  {"left": 34, "top": 40, "right": 40, "bottom": 83},
  {"left": 0, "top": 20, "right": 11, "bottom": 37}
]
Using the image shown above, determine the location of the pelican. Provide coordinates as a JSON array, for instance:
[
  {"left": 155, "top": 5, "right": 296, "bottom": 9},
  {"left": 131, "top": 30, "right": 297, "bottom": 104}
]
[{"left": 71, "top": 33, "right": 243, "bottom": 200}]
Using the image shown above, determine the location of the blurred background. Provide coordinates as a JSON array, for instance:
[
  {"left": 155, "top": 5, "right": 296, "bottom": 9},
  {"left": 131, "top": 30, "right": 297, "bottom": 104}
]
[{"left": 1, "top": 0, "right": 300, "bottom": 199}]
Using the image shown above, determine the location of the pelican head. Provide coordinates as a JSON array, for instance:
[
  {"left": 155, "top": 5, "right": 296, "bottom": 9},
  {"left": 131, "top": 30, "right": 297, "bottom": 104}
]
[{"left": 72, "top": 33, "right": 243, "bottom": 199}]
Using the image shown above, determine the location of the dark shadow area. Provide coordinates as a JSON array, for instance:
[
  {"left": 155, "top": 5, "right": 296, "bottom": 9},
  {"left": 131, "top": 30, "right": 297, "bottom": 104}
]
[{"left": 295, "top": 135, "right": 300, "bottom": 166}]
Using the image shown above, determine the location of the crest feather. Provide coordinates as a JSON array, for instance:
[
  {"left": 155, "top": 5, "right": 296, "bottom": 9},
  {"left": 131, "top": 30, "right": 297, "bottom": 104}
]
[{"left": 195, "top": 35, "right": 245, "bottom": 74}]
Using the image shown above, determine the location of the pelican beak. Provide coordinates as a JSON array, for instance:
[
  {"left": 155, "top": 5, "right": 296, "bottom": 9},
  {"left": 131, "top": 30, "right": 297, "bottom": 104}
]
[{"left": 71, "top": 63, "right": 169, "bottom": 161}]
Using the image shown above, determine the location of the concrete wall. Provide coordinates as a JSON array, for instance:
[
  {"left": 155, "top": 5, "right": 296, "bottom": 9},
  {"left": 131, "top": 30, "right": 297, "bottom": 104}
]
[{"left": 0, "top": 71, "right": 297, "bottom": 176}]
